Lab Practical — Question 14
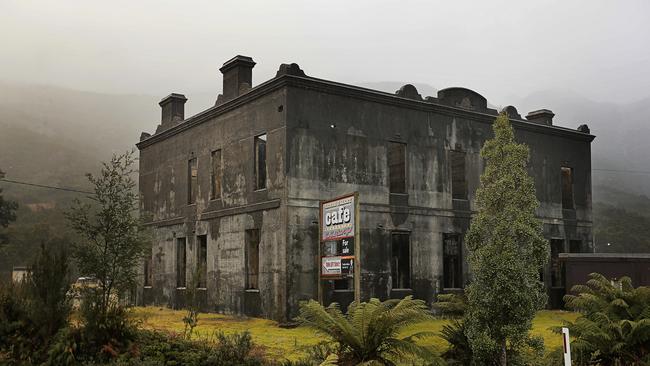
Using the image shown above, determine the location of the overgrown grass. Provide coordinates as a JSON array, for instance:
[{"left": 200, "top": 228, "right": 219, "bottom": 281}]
[{"left": 131, "top": 307, "right": 578, "bottom": 362}]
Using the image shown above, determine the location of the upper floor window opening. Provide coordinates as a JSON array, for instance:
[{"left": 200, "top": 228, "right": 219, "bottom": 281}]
[{"left": 255, "top": 134, "right": 267, "bottom": 190}]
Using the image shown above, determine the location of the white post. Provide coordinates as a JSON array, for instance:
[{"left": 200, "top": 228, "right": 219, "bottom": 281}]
[{"left": 562, "top": 327, "right": 572, "bottom": 366}]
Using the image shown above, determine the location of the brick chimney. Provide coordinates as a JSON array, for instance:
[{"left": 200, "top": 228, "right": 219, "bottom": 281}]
[
  {"left": 219, "top": 55, "right": 256, "bottom": 101},
  {"left": 526, "top": 109, "right": 555, "bottom": 126},
  {"left": 156, "top": 93, "right": 187, "bottom": 133}
]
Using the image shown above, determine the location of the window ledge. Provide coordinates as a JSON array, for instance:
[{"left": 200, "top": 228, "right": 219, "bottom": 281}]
[
  {"left": 333, "top": 289, "right": 354, "bottom": 293},
  {"left": 197, "top": 287, "right": 207, "bottom": 291},
  {"left": 391, "top": 288, "right": 413, "bottom": 291},
  {"left": 245, "top": 288, "right": 260, "bottom": 293},
  {"left": 143, "top": 286, "right": 152, "bottom": 289},
  {"left": 176, "top": 287, "right": 187, "bottom": 290},
  {"left": 254, "top": 188, "right": 267, "bottom": 192}
]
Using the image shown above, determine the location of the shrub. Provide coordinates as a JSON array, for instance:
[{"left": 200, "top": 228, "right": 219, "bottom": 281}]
[
  {"left": 0, "top": 281, "right": 32, "bottom": 362},
  {"left": 183, "top": 266, "right": 204, "bottom": 340},
  {"left": 24, "top": 243, "right": 72, "bottom": 345},
  {"left": 0, "top": 242, "right": 72, "bottom": 364},
  {"left": 113, "top": 329, "right": 265, "bottom": 366},
  {"left": 297, "top": 296, "right": 443, "bottom": 365},
  {"left": 433, "top": 293, "right": 467, "bottom": 318},
  {"left": 44, "top": 291, "right": 140, "bottom": 364},
  {"left": 78, "top": 292, "right": 139, "bottom": 362},
  {"left": 46, "top": 327, "right": 80, "bottom": 366}
]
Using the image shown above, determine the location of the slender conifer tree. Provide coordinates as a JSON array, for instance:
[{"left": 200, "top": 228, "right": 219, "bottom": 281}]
[{"left": 464, "top": 113, "right": 549, "bottom": 365}]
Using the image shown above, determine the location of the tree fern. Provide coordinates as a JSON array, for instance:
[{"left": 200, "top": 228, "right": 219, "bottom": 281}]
[
  {"left": 554, "top": 272, "right": 650, "bottom": 365},
  {"left": 297, "top": 296, "right": 444, "bottom": 365}
]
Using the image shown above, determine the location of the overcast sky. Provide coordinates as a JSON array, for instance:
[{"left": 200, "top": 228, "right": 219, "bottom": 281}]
[{"left": 1, "top": 0, "right": 649, "bottom": 108}]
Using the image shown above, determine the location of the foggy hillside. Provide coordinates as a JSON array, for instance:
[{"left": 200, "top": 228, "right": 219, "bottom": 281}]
[
  {"left": 0, "top": 81, "right": 217, "bottom": 202},
  {"left": 1, "top": 80, "right": 649, "bottom": 206},
  {"left": 358, "top": 82, "right": 438, "bottom": 98},
  {"left": 513, "top": 90, "right": 650, "bottom": 199}
]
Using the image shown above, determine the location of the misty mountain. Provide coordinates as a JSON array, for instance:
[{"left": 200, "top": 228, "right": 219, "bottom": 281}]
[
  {"left": 512, "top": 90, "right": 650, "bottom": 198},
  {"left": 1, "top": 80, "right": 649, "bottom": 204},
  {"left": 0, "top": 123, "right": 97, "bottom": 203},
  {"left": 0, "top": 81, "right": 219, "bottom": 202},
  {"left": 357, "top": 82, "right": 438, "bottom": 98}
]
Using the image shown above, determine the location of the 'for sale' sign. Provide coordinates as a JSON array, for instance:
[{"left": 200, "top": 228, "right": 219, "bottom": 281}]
[{"left": 322, "top": 256, "right": 342, "bottom": 276}]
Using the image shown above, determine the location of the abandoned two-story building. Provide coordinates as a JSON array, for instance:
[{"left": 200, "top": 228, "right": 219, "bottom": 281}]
[{"left": 136, "top": 55, "right": 594, "bottom": 321}]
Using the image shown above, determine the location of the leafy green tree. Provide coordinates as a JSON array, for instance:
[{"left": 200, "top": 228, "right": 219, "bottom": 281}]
[
  {"left": 0, "top": 169, "right": 18, "bottom": 246},
  {"left": 297, "top": 296, "right": 443, "bottom": 365},
  {"left": 464, "top": 113, "right": 549, "bottom": 365},
  {"left": 66, "top": 151, "right": 149, "bottom": 317},
  {"left": 558, "top": 272, "right": 650, "bottom": 365}
]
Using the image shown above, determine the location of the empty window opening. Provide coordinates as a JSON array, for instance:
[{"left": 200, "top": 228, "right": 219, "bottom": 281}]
[
  {"left": 388, "top": 142, "right": 406, "bottom": 193},
  {"left": 176, "top": 238, "right": 187, "bottom": 288},
  {"left": 561, "top": 166, "right": 574, "bottom": 209},
  {"left": 210, "top": 150, "right": 222, "bottom": 200},
  {"left": 391, "top": 233, "right": 411, "bottom": 289},
  {"left": 334, "top": 278, "right": 353, "bottom": 290},
  {"left": 246, "top": 229, "right": 260, "bottom": 290},
  {"left": 550, "top": 239, "right": 564, "bottom": 288},
  {"left": 443, "top": 233, "right": 463, "bottom": 289},
  {"left": 197, "top": 235, "right": 207, "bottom": 288},
  {"left": 144, "top": 257, "right": 152, "bottom": 287},
  {"left": 188, "top": 158, "right": 198, "bottom": 204},
  {"left": 451, "top": 151, "right": 467, "bottom": 200},
  {"left": 569, "top": 240, "right": 582, "bottom": 253},
  {"left": 255, "top": 134, "right": 267, "bottom": 190}
]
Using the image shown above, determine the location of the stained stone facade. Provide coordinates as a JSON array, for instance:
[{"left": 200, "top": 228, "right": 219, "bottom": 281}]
[{"left": 136, "top": 55, "right": 594, "bottom": 321}]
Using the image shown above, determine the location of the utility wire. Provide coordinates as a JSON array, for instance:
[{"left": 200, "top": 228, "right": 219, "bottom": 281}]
[
  {"left": 593, "top": 168, "right": 650, "bottom": 175},
  {"left": 0, "top": 169, "right": 647, "bottom": 195},
  {"left": 0, "top": 178, "right": 93, "bottom": 194}
]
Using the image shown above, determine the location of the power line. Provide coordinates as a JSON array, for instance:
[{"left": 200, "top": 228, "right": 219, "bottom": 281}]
[
  {"left": 593, "top": 168, "right": 650, "bottom": 175},
  {"left": 0, "top": 169, "right": 646, "bottom": 195},
  {"left": 0, "top": 179, "right": 93, "bottom": 194}
]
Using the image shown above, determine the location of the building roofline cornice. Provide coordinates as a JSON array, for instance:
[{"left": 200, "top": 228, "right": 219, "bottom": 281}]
[{"left": 137, "top": 75, "right": 595, "bottom": 150}]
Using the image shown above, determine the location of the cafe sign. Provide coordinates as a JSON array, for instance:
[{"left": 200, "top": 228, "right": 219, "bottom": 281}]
[{"left": 321, "top": 194, "right": 355, "bottom": 241}]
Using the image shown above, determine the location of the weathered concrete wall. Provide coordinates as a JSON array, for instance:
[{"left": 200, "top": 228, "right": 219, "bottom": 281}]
[
  {"left": 283, "top": 84, "right": 593, "bottom": 314},
  {"left": 138, "top": 70, "right": 593, "bottom": 320},
  {"left": 138, "top": 88, "right": 288, "bottom": 320}
]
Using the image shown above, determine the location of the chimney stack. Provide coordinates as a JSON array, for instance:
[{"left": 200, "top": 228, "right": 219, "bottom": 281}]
[
  {"left": 219, "top": 55, "right": 256, "bottom": 101},
  {"left": 526, "top": 109, "right": 555, "bottom": 126},
  {"left": 156, "top": 93, "right": 187, "bottom": 133}
]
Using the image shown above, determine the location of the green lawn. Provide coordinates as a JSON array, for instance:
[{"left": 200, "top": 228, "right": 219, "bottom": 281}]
[{"left": 131, "top": 307, "right": 578, "bottom": 362}]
